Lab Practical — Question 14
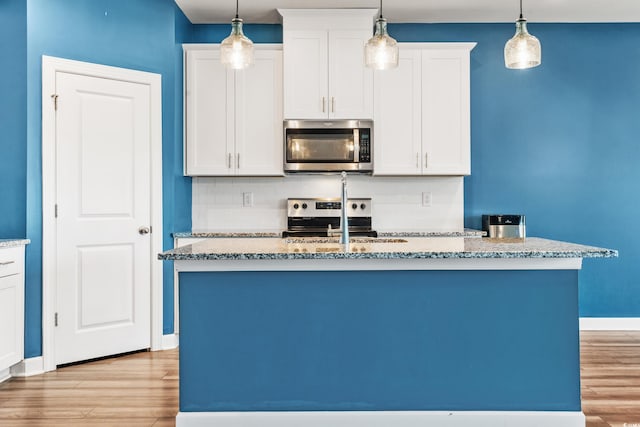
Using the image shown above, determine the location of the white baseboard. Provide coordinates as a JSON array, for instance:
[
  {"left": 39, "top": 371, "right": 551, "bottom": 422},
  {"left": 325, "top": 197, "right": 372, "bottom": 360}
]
[
  {"left": 580, "top": 317, "right": 640, "bottom": 330},
  {"left": 0, "top": 368, "right": 10, "bottom": 383},
  {"left": 162, "top": 333, "right": 179, "bottom": 350},
  {"left": 10, "top": 356, "right": 45, "bottom": 377},
  {"left": 176, "top": 411, "right": 585, "bottom": 427}
]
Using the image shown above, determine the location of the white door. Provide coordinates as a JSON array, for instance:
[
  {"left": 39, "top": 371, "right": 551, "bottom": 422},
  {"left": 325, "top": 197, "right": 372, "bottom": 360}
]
[
  {"left": 283, "top": 30, "right": 328, "bottom": 119},
  {"left": 54, "top": 72, "right": 152, "bottom": 365},
  {"left": 328, "top": 30, "right": 373, "bottom": 119},
  {"left": 185, "top": 49, "right": 235, "bottom": 176},
  {"left": 374, "top": 48, "right": 422, "bottom": 175},
  {"left": 235, "top": 49, "right": 284, "bottom": 175}
]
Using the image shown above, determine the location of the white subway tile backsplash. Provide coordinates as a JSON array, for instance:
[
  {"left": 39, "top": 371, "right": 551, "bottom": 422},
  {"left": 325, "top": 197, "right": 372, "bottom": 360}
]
[{"left": 192, "top": 176, "right": 463, "bottom": 232}]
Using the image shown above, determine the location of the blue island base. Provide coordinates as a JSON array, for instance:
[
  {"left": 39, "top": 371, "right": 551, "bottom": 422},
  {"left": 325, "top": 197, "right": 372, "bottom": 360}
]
[{"left": 178, "top": 269, "right": 583, "bottom": 426}]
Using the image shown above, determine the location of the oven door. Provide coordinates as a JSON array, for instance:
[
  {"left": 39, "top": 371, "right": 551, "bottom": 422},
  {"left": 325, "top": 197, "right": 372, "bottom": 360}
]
[{"left": 285, "top": 127, "right": 359, "bottom": 172}]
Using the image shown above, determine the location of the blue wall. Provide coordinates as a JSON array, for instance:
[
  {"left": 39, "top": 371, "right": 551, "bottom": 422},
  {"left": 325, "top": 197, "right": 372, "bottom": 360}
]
[
  {"left": 5, "top": 9, "right": 639, "bottom": 359},
  {"left": 0, "top": 0, "right": 27, "bottom": 238},
  {"left": 388, "top": 23, "right": 640, "bottom": 316},
  {"left": 25, "top": 0, "right": 192, "bottom": 357}
]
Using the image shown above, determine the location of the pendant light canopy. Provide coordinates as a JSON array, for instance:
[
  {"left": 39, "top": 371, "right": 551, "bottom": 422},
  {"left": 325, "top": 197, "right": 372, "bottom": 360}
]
[
  {"left": 365, "top": 0, "right": 399, "bottom": 70},
  {"left": 221, "top": 0, "right": 254, "bottom": 70},
  {"left": 504, "top": 0, "right": 541, "bottom": 69}
]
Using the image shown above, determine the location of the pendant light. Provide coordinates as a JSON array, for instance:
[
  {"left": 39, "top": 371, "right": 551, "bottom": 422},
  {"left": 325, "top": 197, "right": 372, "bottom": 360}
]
[
  {"left": 220, "top": 0, "right": 254, "bottom": 70},
  {"left": 365, "top": 0, "right": 399, "bottom": 70},
  {"left": 504, "top": 0, "right": 541, "bottom": 69}
]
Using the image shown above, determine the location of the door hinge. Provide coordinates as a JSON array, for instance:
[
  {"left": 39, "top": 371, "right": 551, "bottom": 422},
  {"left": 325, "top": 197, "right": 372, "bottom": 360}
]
[
  {"left": 54, "top": 312, "right": 58, "bottom": 327},
  {"left": 54, "top": 204, "right": 58, "bottom": 218},
  {"left": 51, "top": 94, "right": 59, "bottom": 111}
]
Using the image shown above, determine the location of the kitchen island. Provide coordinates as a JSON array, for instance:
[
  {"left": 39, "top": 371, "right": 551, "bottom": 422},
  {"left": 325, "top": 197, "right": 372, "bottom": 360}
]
[{"left": 160, "top": 236, "right": 616, "bottom": 427}]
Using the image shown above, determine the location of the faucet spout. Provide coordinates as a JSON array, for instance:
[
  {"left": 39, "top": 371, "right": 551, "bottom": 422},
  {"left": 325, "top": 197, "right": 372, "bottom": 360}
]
[{"left": 340, "top": 171, "right": 349, "bottom": 248}]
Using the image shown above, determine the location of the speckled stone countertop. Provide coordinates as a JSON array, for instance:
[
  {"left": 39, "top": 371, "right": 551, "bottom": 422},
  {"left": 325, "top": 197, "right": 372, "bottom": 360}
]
[
  {"left": 0, "top": 239, "right": 30, "bottom": 248},
  {"left": 159, "top": 236, "right": 617, "bottom": 261},
  {"left": 173, "top": 229, "right": 486, "bottom": 239}
]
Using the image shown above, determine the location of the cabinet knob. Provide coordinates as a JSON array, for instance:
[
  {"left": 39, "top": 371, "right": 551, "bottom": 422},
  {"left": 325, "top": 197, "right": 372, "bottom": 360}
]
[
  {"left": 331, "top": 97, "right": 335, "bottom": 113},
  {"left": 228, "top": 153, "right": 232, "bottom": 169},
  {"left": 322, "top": 97, "right": 326, "bottom": 113},
  {"left": 138, "top": 226, "right": 151, "bottom": 235}
]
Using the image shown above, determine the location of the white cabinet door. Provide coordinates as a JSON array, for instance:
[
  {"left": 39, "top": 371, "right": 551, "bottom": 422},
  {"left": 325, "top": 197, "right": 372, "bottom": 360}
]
[
  {"left": 185, "top": 46, "right": 284, "bottom": 176},
  {"left": 0, "top": 246, "right": 24, "bottom": 372},
  {"left": 373, "top": 49, "right": 422, "bottom": 175},
  {"left": 185, "top": 49, "right": 235, "bottom": 176},
  {"left": 328, "top": 30, "right": 373, "bottom": 119},
  {"left": 236, "top": 50, "right": 284, "bottom": 175},
  {"left": 283, "top": 31, "right": 328, "bottom": 119},
  {"left": 421, "top": 49, "right": 471, "bottom": 175}
]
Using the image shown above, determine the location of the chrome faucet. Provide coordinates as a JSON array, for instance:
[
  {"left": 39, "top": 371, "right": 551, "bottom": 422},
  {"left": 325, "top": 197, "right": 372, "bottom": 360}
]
[{"left": 340, "top": 171, "right": 349, "bottom": 248}]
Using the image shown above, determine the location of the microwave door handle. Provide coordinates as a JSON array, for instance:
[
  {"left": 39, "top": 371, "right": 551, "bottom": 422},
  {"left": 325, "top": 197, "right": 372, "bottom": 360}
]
[{"left": 353, "top": 129, "right": 360, "bottom": 162}]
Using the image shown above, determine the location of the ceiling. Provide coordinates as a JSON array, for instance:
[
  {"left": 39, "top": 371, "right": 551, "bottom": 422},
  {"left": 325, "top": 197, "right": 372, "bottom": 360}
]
[{"left": 175, "top": 0, "right": 640, "bottom": 24}]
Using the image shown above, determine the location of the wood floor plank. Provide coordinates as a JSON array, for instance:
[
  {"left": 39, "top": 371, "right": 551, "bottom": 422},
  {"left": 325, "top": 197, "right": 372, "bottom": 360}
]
[{"left": 0, "top": 332, "right": 638, "bottom": 427}]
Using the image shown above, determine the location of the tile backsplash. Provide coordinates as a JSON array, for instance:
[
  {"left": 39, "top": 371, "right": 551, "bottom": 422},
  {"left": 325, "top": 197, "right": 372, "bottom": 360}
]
[{"left": 192, "top": 175, "right": 464, "bottom": 232}]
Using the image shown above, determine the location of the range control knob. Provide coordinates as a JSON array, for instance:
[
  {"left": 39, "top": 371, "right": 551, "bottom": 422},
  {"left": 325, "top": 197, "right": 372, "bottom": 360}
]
[
  {"left": 352, "top": 203, "right": 358, "bottom": 209},
  {"left": 293, "top": 203, "right": 299, "bottom": 209},
  {"left": 360, "top": 203, "right": 367, "bottom": 210},
  {"left": 302, "top": 203, "right": 308, "bottom": 209}
]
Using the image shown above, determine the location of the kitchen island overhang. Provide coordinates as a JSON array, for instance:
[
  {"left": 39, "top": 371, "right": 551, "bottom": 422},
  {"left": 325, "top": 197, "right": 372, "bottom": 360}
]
[{"left": 161, "top": 237, "right": 616, "bottom": 427}]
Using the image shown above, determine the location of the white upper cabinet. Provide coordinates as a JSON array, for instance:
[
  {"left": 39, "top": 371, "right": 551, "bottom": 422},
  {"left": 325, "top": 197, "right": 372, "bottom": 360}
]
[
  {"left": 374, "top": 43, "right": 475, "bottom": 176},
  {"left": 184, "top": 45, "right": 283, "bottom": 176},
  {"left": 280, "top": 9, "right": 376, "bottom": 120}
]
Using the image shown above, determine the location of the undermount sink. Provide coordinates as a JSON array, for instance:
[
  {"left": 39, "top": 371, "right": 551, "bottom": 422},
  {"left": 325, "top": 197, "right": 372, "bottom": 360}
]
[{"left": 284, "top": 237, "right": 408, "bottom": 244}]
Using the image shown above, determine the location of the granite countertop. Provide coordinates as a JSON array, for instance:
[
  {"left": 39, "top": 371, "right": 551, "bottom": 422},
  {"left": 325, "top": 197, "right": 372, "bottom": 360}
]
[
  {"left": 0, "top": 239, "right": 30, "bottom": 248},
  {"left": 173, "top": 229, "right": 486, "bottom": 239},
  {"left": 159, "top": 236, "right": 617, "bottom": 261}
]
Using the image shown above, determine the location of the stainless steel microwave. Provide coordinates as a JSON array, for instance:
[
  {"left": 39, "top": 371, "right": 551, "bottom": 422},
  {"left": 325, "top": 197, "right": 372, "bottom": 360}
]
[{"left": 284, "top": 120, "right": 373, "bottom": 173}]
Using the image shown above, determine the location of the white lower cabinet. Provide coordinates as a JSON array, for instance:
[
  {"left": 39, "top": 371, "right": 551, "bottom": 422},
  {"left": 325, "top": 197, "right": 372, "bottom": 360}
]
[
  {"left": 374, "top": 43, "right": 476, "bottom": 176},
  {"left": 0, "top": 246, "right": 25, "bottom": 375},
  {"left": 184, "top": 45, "right": 283, "bottom": 176}
]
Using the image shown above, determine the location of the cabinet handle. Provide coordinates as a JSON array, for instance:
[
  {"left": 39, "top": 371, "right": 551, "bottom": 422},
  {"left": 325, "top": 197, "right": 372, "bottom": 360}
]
[
  {"left": 237, "top": 153, "right": 240, "bottom": 169},
  {"left": 228, "top": 153, "right": 232, "bottom": 169},
  {"left": 425, "top": 153, "right": 428, "bottom": 169},
  {"left": 0, "top": 261, "right": 15, "bottom": 266},
  {"left": 331, "top": 97, "right": 335, "bottom": 113},
  {"left": 322, "top": 97, "right": 326, "bottom": 113},
  {"left": 416, "top": 153, "right": 419, "bottom": 169}
]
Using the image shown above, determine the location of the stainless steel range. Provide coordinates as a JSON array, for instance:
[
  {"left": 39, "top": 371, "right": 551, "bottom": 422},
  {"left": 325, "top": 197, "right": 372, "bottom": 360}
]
[{"left": 282, "top": 198, "right": 377, "bottom": 238}]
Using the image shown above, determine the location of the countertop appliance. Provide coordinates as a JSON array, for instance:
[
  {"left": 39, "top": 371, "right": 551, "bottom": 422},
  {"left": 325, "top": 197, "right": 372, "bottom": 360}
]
[
  {"left": 482, "top": 215, "right": 526, "bottom": 239},
  {"left": 283, "top": 120, "right": 373, "bottom": 173},
  {"left": 282, "top": 198, "right": 377, "bottom": 237}
]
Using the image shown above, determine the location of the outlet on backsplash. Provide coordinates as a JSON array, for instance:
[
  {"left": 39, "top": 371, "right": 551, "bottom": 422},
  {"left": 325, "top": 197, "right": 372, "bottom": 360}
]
[
  {"left": 422, "top": 192, "right": 432, "bottom": 207},
  {"left": 242, "top": 192, "right": 253, "bottom": 207}
]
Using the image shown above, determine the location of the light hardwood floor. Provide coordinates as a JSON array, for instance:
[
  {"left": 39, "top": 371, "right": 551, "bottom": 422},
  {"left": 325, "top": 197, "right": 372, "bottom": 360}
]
[{"left": 0, "top": 332, "right": 639, "bottom": 426}]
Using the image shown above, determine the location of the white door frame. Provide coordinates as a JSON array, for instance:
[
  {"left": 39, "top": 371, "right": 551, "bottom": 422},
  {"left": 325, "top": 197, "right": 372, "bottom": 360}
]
[{"left": 41, "top": 55, "right": 164, "bottom": 372}]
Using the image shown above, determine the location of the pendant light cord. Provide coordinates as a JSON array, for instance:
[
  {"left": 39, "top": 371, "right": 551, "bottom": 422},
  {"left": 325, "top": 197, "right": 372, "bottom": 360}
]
[
  {"left": 235, "top": 0, "right": 239, "bottom": 19},
  {"left": 519, "top": 0, "right": 523, "bottom": 19},
  {"left": 379, "top": 0, "right": 383, "bottom": 19}
]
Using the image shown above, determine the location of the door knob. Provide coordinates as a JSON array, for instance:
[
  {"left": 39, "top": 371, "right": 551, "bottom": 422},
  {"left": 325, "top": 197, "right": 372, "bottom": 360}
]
[{"left": 138, "top": 226, "right": 150, "bottom": 235}]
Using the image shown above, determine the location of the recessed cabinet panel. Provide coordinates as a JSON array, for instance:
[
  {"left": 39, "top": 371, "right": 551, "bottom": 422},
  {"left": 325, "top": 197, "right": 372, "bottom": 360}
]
[
  {"left": 328, "top": 30, "right": 373, "bottom": 119},
  {"left": 422, "top": 50, "right": 471, "bottom": 175},
  {"left": 283, "top": 31, "right": 328, "bottom": 120},
  {"left": 235, "top": 50, "right": 284, "bottom": 175},
  {"left": 185, "top": 50, "right": 234, "bottom": 175},
  {"left": 184, "top": 46, "right": 283, "bottom": 176},
  {"left": 374, "top": 50, "right": 422, "bottom": 175}
]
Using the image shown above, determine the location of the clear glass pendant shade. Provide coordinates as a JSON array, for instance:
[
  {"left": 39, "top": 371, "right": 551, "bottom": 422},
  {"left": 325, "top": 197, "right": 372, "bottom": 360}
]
[
  {"left": 504, "top": 18, "right": 541, "bottom": 69},
  {"left": 365, "top": 17, "right": 399, "bottom": 70},
  {"left": 221, "top": 18, "right": 254, "bottom": 70}
]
